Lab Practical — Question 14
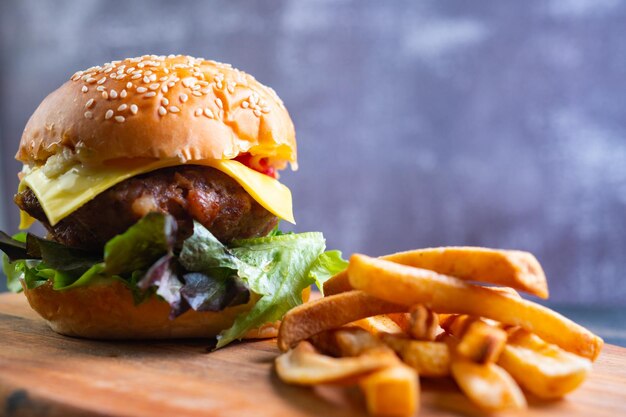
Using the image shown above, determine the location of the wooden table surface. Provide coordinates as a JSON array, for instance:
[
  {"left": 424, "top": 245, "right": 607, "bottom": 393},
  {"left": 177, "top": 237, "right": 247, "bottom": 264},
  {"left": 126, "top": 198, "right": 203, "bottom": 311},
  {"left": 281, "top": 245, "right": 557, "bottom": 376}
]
[{"left": 0, "top": 292, "right": 624, "bottom": 417}]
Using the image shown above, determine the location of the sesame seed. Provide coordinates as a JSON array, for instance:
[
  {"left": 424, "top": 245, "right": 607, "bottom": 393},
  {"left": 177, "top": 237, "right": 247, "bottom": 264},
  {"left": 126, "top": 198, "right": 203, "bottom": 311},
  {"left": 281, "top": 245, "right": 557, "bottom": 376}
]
[
  {"left": 159, "top": 76, "right": 169, "bottom": 82},
  {"left": 145, "top": 91, "right": 157, "bottom": 98},
  {"left": 158, "top": 106, "right": 167, "bottom": 116},
  {"left": 149, "top": 74, "right": 157, "bottom": 82},
  {"left": 261, "top": 106, "right": 270, "bottom": 113},
  {"left": 192, "top": 91, "right": 202, "bottom": 97},
  {"left": 126, "top": 67, "right": 135, "bottom": 74},
  {"left": 131, "top": 73, "right": 142, "bottom": 80},
  {"left": 203, "top": 108, "right": 214, "bottom": 118},
  {"left": 254, "top": 109, "right": 262, "bottom": 117},
  {"left": 241, "top": 101, "right": 249, "bottom": 108},
  {"left": 110, "top": 89, "right": 118, "bottom": 99},
  {"left": 126, "top": 82, "right": 133, "bottom": 89},
  {"left": 149, "top": 83, "right": 160, "bottom": 90},
  {"left": 168, "top": 81, "right": 175, "bottom": 87},
  {"left": 81, "top": 86, "right": 89, "bottom": 93},
  {"left": 192, "top": 84, "right": 201, "bottom": 91},
  {"left": 216, "top": 82, "right": 223, "bottom": 89},
  {"left": 144, "top": 70, "right": 153, "bottom": 76},
  {"left": 85, "top": 99, "right": 95, "bottom": 108},
  {"left": 84, "top": 111, "right": 93, "bottom": 119},
  {"left": 115, "top": 116, "right": 125, "bottom": 123},
  {"left": 120, "top": 89, "right": 127, "bottom": 98},
  {"left": 215, "top": 98, "right": 223, "bottom": 109},
  {"left": 130, "top": 104, "right": 138, "bottom": 114},
  {"left": 102, "top": 91, "right": 109, "bottom": 99},
  {"left": 179, "top": 94, "right": 188, "bottom": 103},
  {"left": 194, "top": 108, "right": 203, "bottom": 116},
  {"left": 161, "top": 98, "right": 169, "bottom": 106},
  {"left": 249, "top": 94, "right": 258, "bottom": 105},
  {"left": 97, "top": 78, "right": 106, "bottom": 85},
  {"left": 169, "top": 106, "right": 180, "bottom": 113},
  {"left": 136, "top": 87, "right": 147, "bottom": 93},
  {"left": 161, "top": 85, "right": 169, "bottom": 93},
  {"left": 96, "top": 86, "right": 105, "bottom": 92},
  {"left": 87, "top": 77, "right": 97, "bottom": 84},
  {"left": 117, "top": 104, "right": 128, "bottom": 111},
  {"left": 105, "top": 109, "right": 114, "bottom": 120}
]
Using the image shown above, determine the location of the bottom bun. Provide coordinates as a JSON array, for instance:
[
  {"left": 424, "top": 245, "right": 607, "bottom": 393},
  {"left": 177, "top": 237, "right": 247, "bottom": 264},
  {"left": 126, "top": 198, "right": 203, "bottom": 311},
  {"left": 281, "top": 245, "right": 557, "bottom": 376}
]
[{"left": 22, "top": 280, "right": 284, "bottom": 340}]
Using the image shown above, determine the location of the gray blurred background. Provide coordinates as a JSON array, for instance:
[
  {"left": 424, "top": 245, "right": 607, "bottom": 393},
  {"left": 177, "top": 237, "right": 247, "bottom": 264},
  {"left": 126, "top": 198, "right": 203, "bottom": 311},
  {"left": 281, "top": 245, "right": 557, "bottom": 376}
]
[{"left": 1, "top": 0, "right": 625, "bottom": 306}]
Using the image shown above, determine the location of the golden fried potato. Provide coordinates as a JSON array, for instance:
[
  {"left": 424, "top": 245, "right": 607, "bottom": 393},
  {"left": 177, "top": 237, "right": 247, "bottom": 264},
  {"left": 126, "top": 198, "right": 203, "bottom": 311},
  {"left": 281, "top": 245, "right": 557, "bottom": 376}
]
[
  {"left": 381, "top": 333, "right": 451, "bottom": 377},
  {"left": 325, "top": 246, "right": 548, "bottom": 298},
  {"left": 359, "top": 363, "right": 419, "bottom": 417},
  {"left": 348, "top": 254, "right": 603, "bottom": 360},
  {"left": 275, "top": 341, "right": 398, "bottom": 385},
  {"left": 451, "top": 359, "right": 527, "bottom": 411},
  {"left": 498, "top": 328, "right": 592, "bottom": 399}
]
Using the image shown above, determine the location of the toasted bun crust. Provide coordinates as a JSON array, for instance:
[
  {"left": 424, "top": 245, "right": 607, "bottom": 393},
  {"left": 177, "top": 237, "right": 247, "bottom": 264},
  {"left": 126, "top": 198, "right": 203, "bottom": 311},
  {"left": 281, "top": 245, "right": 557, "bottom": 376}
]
[
  {"left": 22, "top": 282, "right": 310, "bottom": 340},
  {"left": 24, "top": 282, "right": 277, "bottom": 339},
  {"left": 22, "top": 281, "right": 257, "bottom": 339},
  {"left": 17, "top": 55, "right": 296, "bottom": 169}
]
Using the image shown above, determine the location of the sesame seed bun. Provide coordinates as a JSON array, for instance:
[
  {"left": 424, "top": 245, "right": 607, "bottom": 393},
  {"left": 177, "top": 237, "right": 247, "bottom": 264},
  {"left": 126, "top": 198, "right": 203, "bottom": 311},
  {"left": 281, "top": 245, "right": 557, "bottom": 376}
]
[
  {"left": 22, "top": 281, "right": 311, "bottom": 340},
  {"left": 16, "top": 55, "right": 296, "bottom": 169}
]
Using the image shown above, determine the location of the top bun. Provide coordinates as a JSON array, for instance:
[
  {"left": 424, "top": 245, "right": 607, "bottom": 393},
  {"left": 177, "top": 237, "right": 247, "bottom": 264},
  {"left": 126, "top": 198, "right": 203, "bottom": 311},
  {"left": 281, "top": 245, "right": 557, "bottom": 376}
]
[{"left": 17, "top": 55, "right": 296, "bottom": 169}]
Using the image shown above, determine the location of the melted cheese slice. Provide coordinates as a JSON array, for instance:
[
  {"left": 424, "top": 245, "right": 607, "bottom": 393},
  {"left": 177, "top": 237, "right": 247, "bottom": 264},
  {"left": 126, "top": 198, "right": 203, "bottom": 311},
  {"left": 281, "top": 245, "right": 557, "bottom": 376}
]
[{"left": 22, "top": 159, "right": 295, "bottom": 227}]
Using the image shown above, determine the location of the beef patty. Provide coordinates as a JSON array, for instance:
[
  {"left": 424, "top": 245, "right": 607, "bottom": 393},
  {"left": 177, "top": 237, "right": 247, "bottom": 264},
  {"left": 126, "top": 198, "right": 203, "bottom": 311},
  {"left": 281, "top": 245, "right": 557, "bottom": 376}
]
[{"left": 15, "top": 166, "right": 278, "bottom": 251}]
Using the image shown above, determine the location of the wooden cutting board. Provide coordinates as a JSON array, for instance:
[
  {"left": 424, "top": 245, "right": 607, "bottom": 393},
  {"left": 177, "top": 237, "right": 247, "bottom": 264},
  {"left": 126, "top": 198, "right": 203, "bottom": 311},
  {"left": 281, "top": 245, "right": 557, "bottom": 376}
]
[{"left": 0, "top": 292, "right": 624, "bottom": 417}]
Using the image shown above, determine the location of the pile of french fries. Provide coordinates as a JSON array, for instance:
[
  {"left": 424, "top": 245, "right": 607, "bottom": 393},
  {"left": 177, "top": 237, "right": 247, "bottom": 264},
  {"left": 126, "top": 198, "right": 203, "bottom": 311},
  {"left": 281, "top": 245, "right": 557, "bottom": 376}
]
[{"left": 275, "top": 247, "right": 603, "bottom": 416}]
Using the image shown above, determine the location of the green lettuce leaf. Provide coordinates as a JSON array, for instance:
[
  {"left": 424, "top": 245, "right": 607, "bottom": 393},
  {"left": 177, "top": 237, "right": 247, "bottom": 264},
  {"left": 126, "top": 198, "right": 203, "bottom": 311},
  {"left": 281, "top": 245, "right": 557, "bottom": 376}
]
[
  {"left": 217, "top": 232, "right": 327, "bottom": 348},
  {"left": 1, "top": 214, "right": 347, "bottom": 349},
  {"left": 1, "top": 233, "right": 27, "bottom": 291},
  {"left": 307, "top": 250, "right": 349, "bottom": 295},
  {"left": 104, "top": 212, "right": 176, "bottom": 275},
  {"left": 26, "top": 234, "right": 101, "bottom": 277},
  {"left": 179, "top": 223, "right": 241, "bottom": 272},
  {"left": 0, "top": 231, "right": 27, "bottom": 261},
  {"left": 181, "top": 272, "right": 250, "bottom": 312}
]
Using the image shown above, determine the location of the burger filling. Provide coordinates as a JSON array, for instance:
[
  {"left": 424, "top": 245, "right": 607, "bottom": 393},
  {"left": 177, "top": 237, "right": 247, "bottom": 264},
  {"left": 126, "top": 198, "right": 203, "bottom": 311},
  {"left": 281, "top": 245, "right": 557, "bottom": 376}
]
[{"left": 15, "top": 166, "right": 278, "bottom": 251}]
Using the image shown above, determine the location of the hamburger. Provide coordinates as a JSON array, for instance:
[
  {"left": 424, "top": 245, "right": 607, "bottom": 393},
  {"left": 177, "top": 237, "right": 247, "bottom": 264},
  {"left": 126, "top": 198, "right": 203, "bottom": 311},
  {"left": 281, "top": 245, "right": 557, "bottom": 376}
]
[{"left": 0, "top": 55, "right": 346, "bottom": 348}]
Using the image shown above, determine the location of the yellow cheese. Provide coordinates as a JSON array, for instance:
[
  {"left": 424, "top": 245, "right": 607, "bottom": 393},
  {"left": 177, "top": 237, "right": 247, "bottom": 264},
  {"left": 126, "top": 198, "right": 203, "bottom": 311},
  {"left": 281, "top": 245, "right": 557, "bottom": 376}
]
[
  {"left": 17, "top": 181, "right": 36, "bottom": 229},
  {"left": 22, "top": 159, "right": 295, "bottom": 227}
]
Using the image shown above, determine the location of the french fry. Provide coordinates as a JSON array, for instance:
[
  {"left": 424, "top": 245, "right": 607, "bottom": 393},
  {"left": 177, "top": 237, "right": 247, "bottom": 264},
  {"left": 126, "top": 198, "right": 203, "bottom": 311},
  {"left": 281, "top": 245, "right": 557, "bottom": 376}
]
[
  {"left": 359, "top": 363, "right": 419, "bottom": 417},
  {"left": 451, "top": 359, "right": 527, "bottom": 411},
  {"left": 498, "top": 328, "right": 592, "bottom": 399},
  {"left": 408, "top": 305, "right": 439, "bottom": 341},
  {"left": 335, "top": 327, "right": 386, "bottom": 356},
  {"left": 381, "top": 333, "right": 451, "bottom": 377},
  {"left": 308, "top": 329, "right": 344, "bottom": 357},
  {"left": 348, "top": 254, "right": 603, "bottom": 361},
  {"left": 440, "top": 316, "right": 507, "bottom": 364},
  {"left": 352, "top": 315, "right": 405, "bottom": 336},
  {"left": 325, "top": 246, "right": 548, "bottom": 298},
  {"left": 456, "top": 320, "right": 507, "bottom": 364},
  {"left": 278, "top": 290, "right": 406, "bottom": 352},
  {"left": 275, "top": 341, "right": 398, "bottom": 385},
  {"left": 310, "top": 327, "right": 387, "bottom": 357},
  {"left": 387, "top": 313, "right": 411, "bottom": 333}
]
